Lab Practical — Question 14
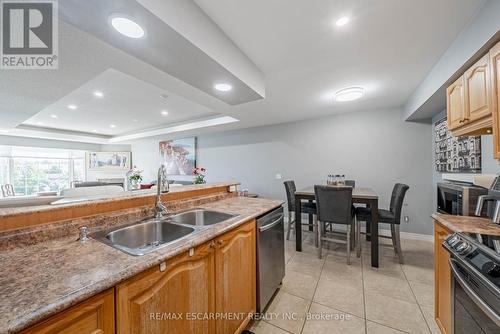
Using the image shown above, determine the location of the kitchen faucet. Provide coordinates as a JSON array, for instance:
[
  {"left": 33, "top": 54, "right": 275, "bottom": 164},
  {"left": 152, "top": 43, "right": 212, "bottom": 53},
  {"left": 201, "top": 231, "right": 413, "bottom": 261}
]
[{"left": 155, "top": 164, "right": 170, "bottom": 218}]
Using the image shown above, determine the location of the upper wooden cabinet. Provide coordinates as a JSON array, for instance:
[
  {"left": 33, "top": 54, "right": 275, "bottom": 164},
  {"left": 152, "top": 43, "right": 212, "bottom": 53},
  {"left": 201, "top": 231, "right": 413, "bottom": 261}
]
[
  {"left": 21, "top": 289, "right": 115, "bottom": 334},
  {"left": 447, "top": 50, "right": 494, "bottom": 136},
  {"left": 464, "top": 53, "right": 492, "bottom": 122},
  {"left": 490, "top": 41, "right": 500, "bottom": 159},
  {"left": 446, "top": 76, "right": 466, "bottom": 130},
  {"left": 214, "top": 219, "right": 256, "bottom": 334},
  {"left": 116, "top": 241, "right": 216, "bottom": 334}
]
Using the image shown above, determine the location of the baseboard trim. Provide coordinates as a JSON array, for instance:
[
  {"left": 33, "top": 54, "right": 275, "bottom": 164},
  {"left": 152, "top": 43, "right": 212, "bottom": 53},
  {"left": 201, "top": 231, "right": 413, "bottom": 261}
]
[{"left": 377, "top": 229, "right": 434, "bottom": 242}]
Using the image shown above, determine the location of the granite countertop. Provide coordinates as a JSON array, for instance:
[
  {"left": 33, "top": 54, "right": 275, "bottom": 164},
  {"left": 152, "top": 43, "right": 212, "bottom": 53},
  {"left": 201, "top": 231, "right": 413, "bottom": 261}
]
[
  {"left": 432, "top": 212, "right": 500, "bottom": 236},
  {"left": 0, "top": 196, "right": 283, "bottom": 334},
  {"left": 0, "top": 182, "right": 240, "bottom": 218}
]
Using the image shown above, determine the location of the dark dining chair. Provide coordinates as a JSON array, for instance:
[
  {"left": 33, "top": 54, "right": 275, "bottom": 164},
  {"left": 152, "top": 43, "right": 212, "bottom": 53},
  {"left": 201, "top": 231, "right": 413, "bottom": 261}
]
[
  {"left": 284, "top": 181, "right": 318, "bottom": 243},
  {"left": 355, "top": 183, "right": 409, "bottom": 263},
  {"left": 314, "top": 185, "right": 358, "bottom": 264}
]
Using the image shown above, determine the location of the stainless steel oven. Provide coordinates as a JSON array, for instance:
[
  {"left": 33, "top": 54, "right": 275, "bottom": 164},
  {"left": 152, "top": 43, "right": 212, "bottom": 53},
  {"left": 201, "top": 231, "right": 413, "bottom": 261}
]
[
  {"left": 437, "top": 182, "right": 487, "bottom": 216},
  {"left": 444, "top": 233, "right": 500, "bottom": 333}
]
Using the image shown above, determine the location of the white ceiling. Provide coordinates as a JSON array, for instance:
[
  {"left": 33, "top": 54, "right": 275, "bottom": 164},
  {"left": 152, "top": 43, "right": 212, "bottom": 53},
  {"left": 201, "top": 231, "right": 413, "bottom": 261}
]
[
  {"left": 193, "top": 0, "right": 485, "bottom": 124},
  {"left": 0, "top": 0, "right": 487, "bottom": 143},
  {"left": 22, "top": 68, "right": 217, "bottom": 136}
]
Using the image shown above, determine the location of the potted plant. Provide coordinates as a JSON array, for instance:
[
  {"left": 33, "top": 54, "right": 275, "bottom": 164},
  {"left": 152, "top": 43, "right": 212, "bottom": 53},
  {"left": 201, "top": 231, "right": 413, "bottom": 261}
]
[
  {"left": 193, "top": 167, "right": 206, "bottom": 184},
  {"left": 127, "top": 166, "right": 143, "bottom": 190}
]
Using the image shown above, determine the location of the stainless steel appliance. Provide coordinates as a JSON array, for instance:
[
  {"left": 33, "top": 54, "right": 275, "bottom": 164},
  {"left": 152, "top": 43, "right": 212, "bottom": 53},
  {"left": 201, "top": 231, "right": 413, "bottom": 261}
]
[
  {"left": 437, "top": 181, "right": 487, "bottom": 216},
  {"left": 476, "top": 176, "right": 500, "bottom": 224},
  {"left": 256, "top": 206, "right": 285, "bottom": 312},
  {"left": 443, "top": 233, "right": 500, "bottom": 333}
]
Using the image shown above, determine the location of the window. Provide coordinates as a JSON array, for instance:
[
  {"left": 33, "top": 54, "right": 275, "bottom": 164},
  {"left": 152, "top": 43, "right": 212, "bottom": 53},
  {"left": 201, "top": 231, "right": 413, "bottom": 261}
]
[{"left": 0, "top": 146, "right": 85, "bottom": 196}]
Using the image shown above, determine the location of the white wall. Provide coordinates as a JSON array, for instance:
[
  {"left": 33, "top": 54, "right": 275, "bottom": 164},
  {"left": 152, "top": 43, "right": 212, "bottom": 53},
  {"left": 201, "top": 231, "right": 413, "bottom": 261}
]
[{"left": 132, "top": 108, "right": 434, "bottom": 235}]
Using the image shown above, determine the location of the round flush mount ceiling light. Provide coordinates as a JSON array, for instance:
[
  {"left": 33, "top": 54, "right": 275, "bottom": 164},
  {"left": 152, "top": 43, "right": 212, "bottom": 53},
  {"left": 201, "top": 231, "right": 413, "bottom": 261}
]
[
  {"left": 93, "top": 91, "right": 104, "bottom": 98},
  {"left": 334, "top": 86, "right": 365, "bottom": 102},
  {"left": 335, "top": 16, "right": 350, "bottom": 27},
  {"left": 110, "top": 16, "right": 145, "bottom": 39},
  {"left": 215, "top": 83, "right": 232, "bottom": 92},
  {"left": 161, "top": 110, "right": 169, "bottom": 116},
  {"left": 67, "top": 104, "right": 77, "bottom": 110}
]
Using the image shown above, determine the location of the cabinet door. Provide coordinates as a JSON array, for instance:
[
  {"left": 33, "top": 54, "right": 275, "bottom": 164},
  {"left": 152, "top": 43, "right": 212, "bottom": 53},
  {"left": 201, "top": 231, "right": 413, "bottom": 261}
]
[
  {"left": 434, "top": 222, "right": 452, "bottom": 334},
  {"left": 21, "top": 288, "right": 115, "bottom": 334},
  {"left": 490, "top": 41, "right": 500, "bottom": 159},
  {"left": 464, "top": 53, "right": 492, "bottom": 123},
  {"left": 215, "top": 220, "right": 256, "bottom": 334},
  {"left": 446, "top": 76, "right": 466, "bottom": 130},
  {"left": 116, "top": 242, "right": 216, "bottom": 334}
]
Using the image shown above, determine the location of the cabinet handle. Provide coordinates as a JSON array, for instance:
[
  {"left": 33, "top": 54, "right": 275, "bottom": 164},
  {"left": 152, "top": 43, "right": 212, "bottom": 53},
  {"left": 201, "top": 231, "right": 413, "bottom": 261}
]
[
  {"left": 216, "top": 240, "right": 224, "bottom": 247},
  {"left": 209, "top": 241, "right": 216, "bottom": 248},
  {"left": 463, "top": 118, "right": 469, "bottom": 121}
]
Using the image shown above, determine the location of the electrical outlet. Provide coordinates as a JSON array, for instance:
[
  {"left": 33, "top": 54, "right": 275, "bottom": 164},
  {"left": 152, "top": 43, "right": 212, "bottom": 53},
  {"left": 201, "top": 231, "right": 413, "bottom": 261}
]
[{"left": 404, "top": 216, "right": 410, "bottom": 223}]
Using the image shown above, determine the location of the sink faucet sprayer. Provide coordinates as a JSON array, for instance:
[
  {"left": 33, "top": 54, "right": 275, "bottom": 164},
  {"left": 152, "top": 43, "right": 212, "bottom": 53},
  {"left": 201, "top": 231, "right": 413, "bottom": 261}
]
[{"left": 155, "top": 164, "right": 170, "bottom": 218}]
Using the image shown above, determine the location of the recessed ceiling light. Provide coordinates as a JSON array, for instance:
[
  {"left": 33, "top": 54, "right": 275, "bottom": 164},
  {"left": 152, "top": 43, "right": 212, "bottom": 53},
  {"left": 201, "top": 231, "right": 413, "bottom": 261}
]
[
  {"left": 67, "top": 104, "right": 77, "bottom": 110},
  {"left": 110, "top": 124, "right": 117, "bottom": 128},
  {"left": 37, "top": 121, "right": 44, "bottom": 125},
  {"left": 93, "top": 91, "right": 104, "bottom": 98},
  {"left": 215, "top": 83, "right": 232, "bottom": 92},
  {"left": 50, "top": 114, "right": 58, "bottom": 119},
  {"left": 161, "top": 110, "right": 169, "bottom": 116},
  {"left": 110, "top": 16, "right": 145, "bottom": 39},
  {"left": 92, "top": 129, "right": 98, "bottom": 132},
  {"left": 334, "top": 86, "right": 365, "bottom": 102},
  {"left": 132, "top": 119, "right": 139, "bottom": 122},
  {"left": 335, "top": 16, "right": 350, "bottom": 27}
]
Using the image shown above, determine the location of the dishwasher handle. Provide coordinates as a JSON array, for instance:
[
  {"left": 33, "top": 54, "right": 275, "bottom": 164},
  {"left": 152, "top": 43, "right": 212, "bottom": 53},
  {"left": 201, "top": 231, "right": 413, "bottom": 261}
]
[{"left": 259, "top": 214, "right": 284, "bottom": 232}]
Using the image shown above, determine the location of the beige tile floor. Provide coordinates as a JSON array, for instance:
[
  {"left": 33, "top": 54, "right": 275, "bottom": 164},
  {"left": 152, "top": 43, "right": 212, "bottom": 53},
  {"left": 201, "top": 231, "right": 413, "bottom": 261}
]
[{"left": 247, "top": 229, "right": 438, "bottom": 334}]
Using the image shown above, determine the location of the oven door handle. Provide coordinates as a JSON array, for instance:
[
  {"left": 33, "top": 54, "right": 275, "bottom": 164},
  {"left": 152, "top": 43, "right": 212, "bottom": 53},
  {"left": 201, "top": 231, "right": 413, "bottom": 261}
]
[{"left": 449, "top": 258, "right": 500, "bottom": 327}]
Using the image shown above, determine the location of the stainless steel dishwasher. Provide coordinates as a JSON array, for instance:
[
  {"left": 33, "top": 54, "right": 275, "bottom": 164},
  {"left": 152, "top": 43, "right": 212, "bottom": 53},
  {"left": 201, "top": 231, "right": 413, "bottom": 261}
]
[{"left": 256, "top": 206, "right": 285, "bottom": 312}]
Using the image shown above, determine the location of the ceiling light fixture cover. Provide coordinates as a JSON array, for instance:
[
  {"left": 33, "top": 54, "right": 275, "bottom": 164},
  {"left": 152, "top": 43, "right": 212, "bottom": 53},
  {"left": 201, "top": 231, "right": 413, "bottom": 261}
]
[
  {"left": 335, "top": 16, "right": 350, "bottom": 26},
  {"left": 334, "top": 86, "right": 365, "bottom": 102},
  {"left": 215, "top": 83, "right": 232, "bottom": 92},
  {"left": 110, "top": 16, "right": 145, "bottom": 39}
]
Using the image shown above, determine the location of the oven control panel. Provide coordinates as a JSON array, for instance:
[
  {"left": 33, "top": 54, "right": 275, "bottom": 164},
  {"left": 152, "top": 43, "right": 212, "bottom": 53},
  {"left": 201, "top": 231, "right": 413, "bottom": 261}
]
[{"left": 444, "top": 233, "right": 500, "bottom": 289}]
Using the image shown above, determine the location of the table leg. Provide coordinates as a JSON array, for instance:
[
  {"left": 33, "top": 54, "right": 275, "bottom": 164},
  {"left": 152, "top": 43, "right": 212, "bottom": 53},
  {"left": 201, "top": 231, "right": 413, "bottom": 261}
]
[
  {"left": 308, "top": 200, "right": 314, "bottom": 231},
  {"left": 366, "top": 204, "right": 371, "bottom": 241},
  {"left": 295, "top": 196, "right": 302, "bottom": 252},
  {"left": 370, "top": 199, "right": 379, "bottom": 268}
]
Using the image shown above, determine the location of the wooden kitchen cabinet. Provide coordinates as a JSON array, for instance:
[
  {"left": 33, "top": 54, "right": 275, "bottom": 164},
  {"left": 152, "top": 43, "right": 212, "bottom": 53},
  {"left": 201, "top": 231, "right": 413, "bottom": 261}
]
[
  {"left": 446, "top": 76, "right": 466, "bottom": 130},
  {"left": 116, "top": 219, "right": 257, "bottom": 334},
  {"left": 21, "top": 288, "right": 115, "bottom": 334},
  {"left": 490, "top": 40, "right": 500, "bottom": 159},
  {"left": 116, "top": 241, "right": 216, "bottom": 334},
  {"left": 447, "top": 51, "right": 493, "bottom": 136},
  {"left": 464, "top": 53, "right": 492, "bottom": 123},
  {"left": 434, "top": 221, "right": 452, "bottom": 334},
  {"left": 214, "top": 219, "right": 256, "bottom": 334}
]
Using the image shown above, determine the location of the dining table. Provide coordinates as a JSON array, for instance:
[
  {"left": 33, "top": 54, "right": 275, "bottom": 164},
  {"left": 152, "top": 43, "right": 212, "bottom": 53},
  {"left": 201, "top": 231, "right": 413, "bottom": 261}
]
[{"left": 294, "top": 186, "right": 380, "bottom": 267}]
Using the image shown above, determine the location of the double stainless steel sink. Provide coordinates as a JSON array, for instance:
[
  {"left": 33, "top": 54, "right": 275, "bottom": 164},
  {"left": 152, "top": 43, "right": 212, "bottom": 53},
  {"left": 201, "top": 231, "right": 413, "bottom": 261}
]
[{"left": 92, "top": 209, "right": 237, "bottom": 256}]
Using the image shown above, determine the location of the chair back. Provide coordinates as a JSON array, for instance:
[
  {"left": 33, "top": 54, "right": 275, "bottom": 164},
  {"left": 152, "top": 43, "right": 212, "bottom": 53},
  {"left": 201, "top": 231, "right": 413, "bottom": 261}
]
[
  {"left": 345, "top": 180, "right": 355, "bottom": 188},
  {"left": 1, "top": 184, "right": 15, "bottom": 197},
  {"left": 389, "top": 183, "right": 410, "bottom": 224},
  {"left": 314, "top": 185, "right": 352, "bottom": 225},
  {"left": 283, "top": 180, "right": 297, "bottom": 212}
]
